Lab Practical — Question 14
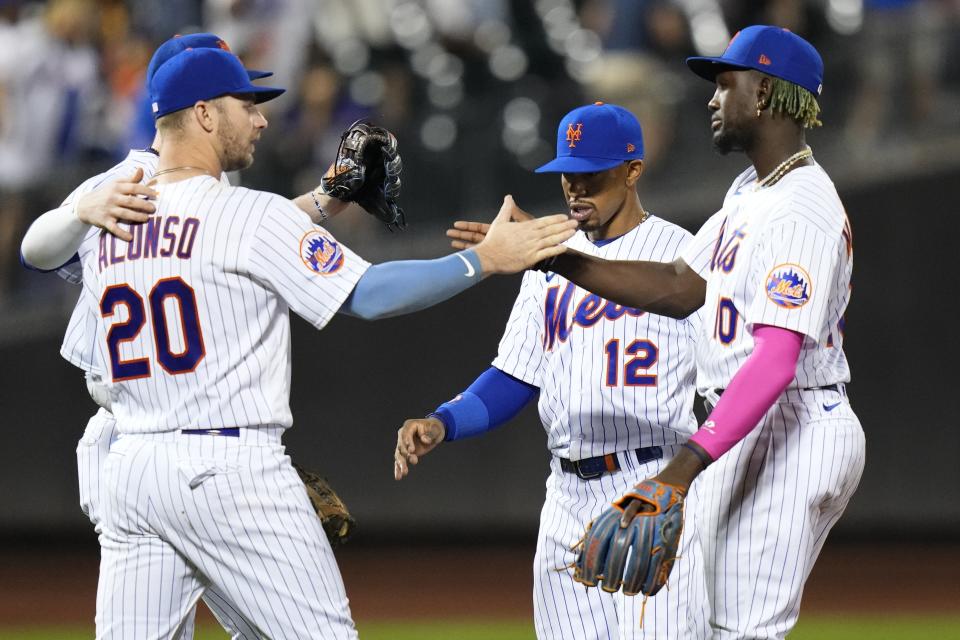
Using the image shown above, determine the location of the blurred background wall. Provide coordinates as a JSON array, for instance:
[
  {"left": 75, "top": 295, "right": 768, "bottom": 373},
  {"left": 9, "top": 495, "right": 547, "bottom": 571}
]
[{"left": 0, "top": 0, "right": 958, "bottom": 540}]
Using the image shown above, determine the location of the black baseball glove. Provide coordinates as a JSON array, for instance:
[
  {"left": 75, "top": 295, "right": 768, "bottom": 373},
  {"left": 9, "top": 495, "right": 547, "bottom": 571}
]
[
  {"left": 321, "top": 120, "right": 405, "bottom": 230},
  {"left": 293, "top": 463, "right": 356, "bottom": 549},
  {"left": 574, "top": 478, "right": 686, "bottom": 597}
]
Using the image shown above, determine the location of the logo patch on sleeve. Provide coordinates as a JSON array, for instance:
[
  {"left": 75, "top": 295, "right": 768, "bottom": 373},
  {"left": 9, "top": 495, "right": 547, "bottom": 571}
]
[
  {"left": 765, "top": 264, "right": 811, "bottom": 308},
  {"left": 300, "top": 229, "right": 344, "bottom": 275}
]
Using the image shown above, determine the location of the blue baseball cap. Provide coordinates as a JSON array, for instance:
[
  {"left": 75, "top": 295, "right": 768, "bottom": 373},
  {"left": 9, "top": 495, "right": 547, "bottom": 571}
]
[
  {"left": 535, "top": 102, "right": 644, "bottom": 174},
  {"left": 146, "top": 33, "right": 272, "bottom": 86},
  {"left": 150, "top": 48, "right": 285, "bottom": 119},
  {"left": 686, "top": 25, "right": 823, "bottom": 96}
]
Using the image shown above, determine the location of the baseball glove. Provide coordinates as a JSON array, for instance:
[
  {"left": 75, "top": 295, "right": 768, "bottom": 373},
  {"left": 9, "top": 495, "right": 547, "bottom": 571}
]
[
  {"left": 573, "top": 478, "right": 685, "bottom": 597},
  {"left": 293, "top": 464, "right": 356, "bottom": 548},
  {"left": 321, "top": 120, "right": 405, "bottom": 230}
]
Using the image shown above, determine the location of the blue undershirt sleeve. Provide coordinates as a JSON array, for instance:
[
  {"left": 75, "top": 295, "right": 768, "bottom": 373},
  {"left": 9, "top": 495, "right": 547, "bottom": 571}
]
[
  {"left": 432, "top": 367, "right": 539, "bottom": 441},
  {"left": 339, "top": 249, "right": 482, "bottom": 320}
]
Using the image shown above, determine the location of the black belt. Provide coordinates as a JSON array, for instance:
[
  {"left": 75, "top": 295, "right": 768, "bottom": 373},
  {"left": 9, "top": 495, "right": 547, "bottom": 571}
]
[
  {"left": 716, "top": 383, "right": 839, "bottom": 397},
  {"left": 559, "top": 446, "right": 663, "bottom": 480},
  {"left": 181, "top": 427, "right": 240, "bottom": 437}
]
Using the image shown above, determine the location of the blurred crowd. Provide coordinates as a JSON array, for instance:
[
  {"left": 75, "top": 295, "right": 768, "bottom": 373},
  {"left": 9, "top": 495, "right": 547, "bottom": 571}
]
[{"left": 1, "top": 0, "right": 958, "bottom": 306}]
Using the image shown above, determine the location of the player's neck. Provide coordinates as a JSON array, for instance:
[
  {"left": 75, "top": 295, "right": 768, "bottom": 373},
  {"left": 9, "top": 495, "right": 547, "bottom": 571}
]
[
  {"left": 748, "top": 130, "right": 811, "bottom": 183},
  {"left": 154, "top": 144, "right": 221, "bottom": 185}
]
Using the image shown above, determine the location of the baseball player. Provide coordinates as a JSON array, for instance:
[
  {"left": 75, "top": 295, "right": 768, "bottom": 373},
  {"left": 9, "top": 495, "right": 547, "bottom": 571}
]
[
  {"left": 77, "top": 46, "right": 574, "bottom": 639},
  {"left": 19, "top": 33, "right": 377, "bottom": 640},
  {"left": 492, "top": 26, "right": 865, "bottom": 639},
  {"left": 395, "top": 103, "right": 711, "bottom": 639}
]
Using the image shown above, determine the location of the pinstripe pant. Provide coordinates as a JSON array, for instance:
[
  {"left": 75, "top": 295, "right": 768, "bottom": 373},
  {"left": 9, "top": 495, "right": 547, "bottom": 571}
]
[
  {"left": 79, "top": 410, "right": 261, "bottom": 639},
  {"left": 96, "top": 427, "right": 356, "bottom": 640},
  {"left": 534, "top": 447, "right": 711, "bottom": 639},
  {"left": 699, "top": 388, "right": 866, "bottom": 639}
]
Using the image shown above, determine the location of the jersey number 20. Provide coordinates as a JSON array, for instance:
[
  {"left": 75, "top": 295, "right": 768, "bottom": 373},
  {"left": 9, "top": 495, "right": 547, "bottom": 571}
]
[{"left": 100, "top": 277, "right": 206, "bottom": 382}]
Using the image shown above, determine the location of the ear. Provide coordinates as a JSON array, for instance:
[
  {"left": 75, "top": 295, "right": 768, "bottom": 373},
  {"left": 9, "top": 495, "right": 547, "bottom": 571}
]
[
  {"left": 194, "top": 101, "right": 217, "bottom": 133},
  {"left": 757, "top": 75, "right": 773, "bottom": 107},
  {"left": 625, "top": 159, "right": 644, "bottom": 186}
]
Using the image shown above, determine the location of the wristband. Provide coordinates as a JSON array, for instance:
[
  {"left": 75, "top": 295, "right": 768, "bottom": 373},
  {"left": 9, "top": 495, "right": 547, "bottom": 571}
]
[{"left": 311, "top": 189, "right": 329, "bottom": 221}]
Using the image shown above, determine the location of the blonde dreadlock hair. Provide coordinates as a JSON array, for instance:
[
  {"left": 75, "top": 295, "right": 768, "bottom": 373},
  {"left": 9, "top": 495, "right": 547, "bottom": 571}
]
[{"left": 768, "top": 77, "right": 821, "bottom": 128}]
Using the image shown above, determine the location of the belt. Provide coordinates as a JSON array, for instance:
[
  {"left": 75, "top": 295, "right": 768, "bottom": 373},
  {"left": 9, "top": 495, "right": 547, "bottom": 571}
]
[
  {"left": 716, "top": 383, "right": 839, "bottom": 397},
  {"left": 559, "top": 446, "right": 663, "bottom": 480},
  {"left": 181, "top": 427, "right": 240, "bottom": 437}
]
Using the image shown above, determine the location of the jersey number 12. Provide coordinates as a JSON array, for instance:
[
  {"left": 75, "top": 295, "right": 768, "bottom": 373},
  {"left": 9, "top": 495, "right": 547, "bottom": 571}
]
[{"left": 604, "top": 338, "right": 658, "bottom": 387}]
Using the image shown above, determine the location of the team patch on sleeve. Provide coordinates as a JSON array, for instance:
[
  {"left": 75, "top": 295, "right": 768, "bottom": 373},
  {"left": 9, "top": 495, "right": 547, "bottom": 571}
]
[
  {"left": 300, "top": 229, "right": 344, "bottom": 275},
  {"left": 765, "top": 264, "right": 811, "bottom": 308}
]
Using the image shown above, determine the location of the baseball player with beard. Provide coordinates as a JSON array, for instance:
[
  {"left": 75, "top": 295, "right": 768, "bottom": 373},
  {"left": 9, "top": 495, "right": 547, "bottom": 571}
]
[
  {"left": 73, "top": 46, "right": 573, "bottom": 639},
  {"left": 19, "top": 33, "right": 377, "bottom": 639},
  {"left": 486, "top": 26, "right": 865, "bottom": 639},
  {"left": 395, "top": 103, "right": 711, "bottom": 639}
]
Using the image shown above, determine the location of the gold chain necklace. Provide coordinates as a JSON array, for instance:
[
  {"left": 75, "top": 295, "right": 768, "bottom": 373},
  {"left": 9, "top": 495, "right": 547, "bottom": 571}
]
[
  {"left": 754, "top": 148, "right": 812, "bottom": 190},
  {"left": 151, "top": 166, "right": 210, "bottom": 179}
]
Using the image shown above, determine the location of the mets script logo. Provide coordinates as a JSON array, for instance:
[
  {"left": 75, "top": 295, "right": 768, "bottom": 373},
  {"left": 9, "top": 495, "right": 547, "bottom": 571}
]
[
  {"left": 709, "top": 220, "right": 747, "bottom": 273},
  {"left": 300, "top": 229, "right": 344, "bottom": 275},
  {"left": 566, "top": 123, "right": 583, "bottom": 148},
  {"left": 765, "top": 264, "right": 811, "bottom": 308},
  {"left": 543, "top": 282, "right": 644, "bottom": 350}
]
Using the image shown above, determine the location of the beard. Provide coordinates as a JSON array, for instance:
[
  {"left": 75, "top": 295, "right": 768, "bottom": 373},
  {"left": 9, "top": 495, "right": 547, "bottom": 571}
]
[
  {"left": 712, "top": 123, "right": 755, "bottom": 156},
  {"left": 218, "top": 119, "right": 255, "bottom": 172}
]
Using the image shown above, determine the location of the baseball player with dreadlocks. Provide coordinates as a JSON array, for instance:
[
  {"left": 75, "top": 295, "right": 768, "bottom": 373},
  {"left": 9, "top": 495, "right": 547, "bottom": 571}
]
[{"left": 449, "top": 25, "right": 865, "bottom": 639}]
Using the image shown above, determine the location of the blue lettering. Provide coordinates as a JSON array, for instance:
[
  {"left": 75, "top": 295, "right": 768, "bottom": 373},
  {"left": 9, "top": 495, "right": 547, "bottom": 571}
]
[{"left": 544, "top": 284, "right": 646, "bottom": 349}]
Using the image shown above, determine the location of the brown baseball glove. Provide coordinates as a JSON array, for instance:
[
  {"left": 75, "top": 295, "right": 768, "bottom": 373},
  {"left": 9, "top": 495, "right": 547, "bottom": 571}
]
[{"left": 293, "top": 463, "right": 356, "bottom": 548}]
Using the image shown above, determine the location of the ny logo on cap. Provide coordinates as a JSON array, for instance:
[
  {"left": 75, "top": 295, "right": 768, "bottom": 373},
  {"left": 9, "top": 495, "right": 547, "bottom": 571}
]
[{"left": 566, "top": 123, "right": 583, "bottom": 148}]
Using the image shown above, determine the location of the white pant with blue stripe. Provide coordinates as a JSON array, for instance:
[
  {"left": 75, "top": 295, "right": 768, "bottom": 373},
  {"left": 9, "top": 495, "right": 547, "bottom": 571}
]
[
  {"left": 698, "top": 387, "right": 865, "bottom": 639},
  {"left": 92, "top": 423, "right": 356, "bottom": 640},
  {"left": 79, "top": 409, "right": 264, "bottom": 639},
  {"left": 534, "top": 446, "right": 711, "bottom": 639}
]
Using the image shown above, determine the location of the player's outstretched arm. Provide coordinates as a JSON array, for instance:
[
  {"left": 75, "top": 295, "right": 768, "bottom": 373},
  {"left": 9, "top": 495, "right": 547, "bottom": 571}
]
[
  {"left": 472, "top": 196, "right": 576, "bottom": 274},
  {"left": 446, "top": 202, "right": 706, "bottom": 318},
  {"left": 393, "top": 367, "right": 538, "bottom": 480},
  {"left": 339, "top": 196, "right": 575, "bottom": 320},
  {"left": 21, "top": 168, "right": 157, "bottom": 269},
  {"left": 394, "top": 418, "right": 445, "bottom": 480},
  {"left": 549, "top": 251, "right": 706, "bottom": 319}
]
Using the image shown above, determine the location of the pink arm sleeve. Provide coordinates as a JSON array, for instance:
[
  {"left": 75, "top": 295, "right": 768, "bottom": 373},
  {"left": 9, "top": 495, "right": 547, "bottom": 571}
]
[{"left": 689, "top": 324, "right": 803, "bottom": 460}]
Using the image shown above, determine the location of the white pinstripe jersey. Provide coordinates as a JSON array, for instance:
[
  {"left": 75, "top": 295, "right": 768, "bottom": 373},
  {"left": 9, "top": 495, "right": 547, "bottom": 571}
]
[
  {"left": 58, "top": 150, "right": 233, "bottom": 376},
  {"left": 680, "top": 163, "right": 853, "bottom": 393},
  {"left": 78, "top": 175, "right": 369, "bottom": 433},
  {"left": 493, "top": 217, "right": 702, "bottom": 460}
]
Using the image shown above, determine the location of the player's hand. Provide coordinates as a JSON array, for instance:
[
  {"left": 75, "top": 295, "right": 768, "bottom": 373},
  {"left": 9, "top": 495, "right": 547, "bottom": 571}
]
[
  {"left": 394, "top": 417, "right": 445, "bottom": 480},
  {"left": 75, "top": 167, "right": 157, "bottom": 242},
  {"left": 447, "top": 208, "right": 534, "bottom": 250},
  {"left": 473, "top": 196, "right": 576, "bottom": 275}
]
